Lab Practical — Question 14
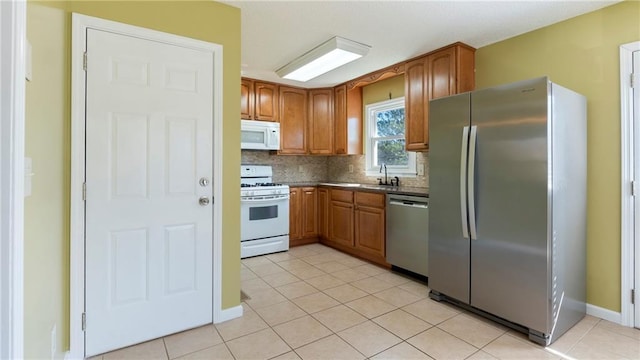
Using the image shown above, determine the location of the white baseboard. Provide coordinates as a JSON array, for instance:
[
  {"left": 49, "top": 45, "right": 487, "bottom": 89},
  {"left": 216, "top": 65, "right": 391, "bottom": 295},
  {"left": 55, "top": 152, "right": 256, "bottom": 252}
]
[
  {"left": 587, "top": 303, "right": 622, "bottom": 324},
  {"left": 64, "top": 350, "right": 81, "bottom": 360},
  {"left": 214, "top": 304, "right": 243, "bottom": 324}
]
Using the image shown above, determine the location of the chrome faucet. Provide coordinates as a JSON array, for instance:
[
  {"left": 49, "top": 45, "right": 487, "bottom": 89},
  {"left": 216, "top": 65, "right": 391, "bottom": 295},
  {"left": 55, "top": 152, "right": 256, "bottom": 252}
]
[{"left": 378, "top": 164, "right": 388, "bottom": 185}]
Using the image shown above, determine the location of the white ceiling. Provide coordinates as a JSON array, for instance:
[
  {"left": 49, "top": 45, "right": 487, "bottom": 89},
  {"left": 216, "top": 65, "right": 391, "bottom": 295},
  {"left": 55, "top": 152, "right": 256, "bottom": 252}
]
[{"left": 223, "top": 0, "right": 619, "bottom": 88}]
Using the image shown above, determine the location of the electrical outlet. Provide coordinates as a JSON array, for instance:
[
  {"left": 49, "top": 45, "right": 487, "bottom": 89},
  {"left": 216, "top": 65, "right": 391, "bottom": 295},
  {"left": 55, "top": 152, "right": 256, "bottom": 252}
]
[
  {"left": 348, "top": 164, "right": 354, "bottom": 173},
  {"left": 418, "top": 164, "right": 425, "bottom": 176},
  {"left": 298, "top": 165, "right": 304, "bottom": 173},
  {"left": 50, "top": 324, "right": 57, "bottom": 360}
]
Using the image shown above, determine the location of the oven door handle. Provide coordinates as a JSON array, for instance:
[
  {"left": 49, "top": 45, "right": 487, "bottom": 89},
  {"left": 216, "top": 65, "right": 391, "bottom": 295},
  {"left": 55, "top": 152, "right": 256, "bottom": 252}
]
[{"left": 241, "top": 195, "right": 290, "bottom": 203}]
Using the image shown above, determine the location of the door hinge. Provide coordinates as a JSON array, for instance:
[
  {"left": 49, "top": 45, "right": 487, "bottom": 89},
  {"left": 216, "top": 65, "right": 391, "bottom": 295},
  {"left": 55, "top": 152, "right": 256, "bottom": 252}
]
[
  {"left": 81, "top": 312, "right": 86, "bottom": 331},
  {"left": 82, "top": 182, "right": 86, "bottom": 201},
  {"left": 211, "top": 196, "right": 214, "bottom": 204},
  {"left": 83, "top": 52, "right": 87, "bottom": 71},
  {"left": 631, "top": 73, "right": 639, "bottom": 88},
  {"left": 632, "top": 289, "right": 635, "bottom": 305}
]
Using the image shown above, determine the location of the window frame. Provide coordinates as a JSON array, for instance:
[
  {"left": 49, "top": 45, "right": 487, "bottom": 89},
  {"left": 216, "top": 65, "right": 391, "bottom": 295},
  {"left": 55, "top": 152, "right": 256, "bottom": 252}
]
[{"left": 364, "top": 97, "right": 416, "bottom": 177}]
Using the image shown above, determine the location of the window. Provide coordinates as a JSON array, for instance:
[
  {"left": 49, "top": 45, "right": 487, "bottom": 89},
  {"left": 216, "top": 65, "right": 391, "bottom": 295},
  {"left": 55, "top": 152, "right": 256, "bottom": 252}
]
[{"left": 365, "top": 97, "right": 416, "bottom": 176}]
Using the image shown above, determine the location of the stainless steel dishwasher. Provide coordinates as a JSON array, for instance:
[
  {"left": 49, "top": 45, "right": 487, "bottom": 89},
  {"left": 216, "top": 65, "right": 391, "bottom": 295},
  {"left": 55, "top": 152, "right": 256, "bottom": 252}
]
[{"left": 386, "top": 193, "right": 429, "bottom": 277}]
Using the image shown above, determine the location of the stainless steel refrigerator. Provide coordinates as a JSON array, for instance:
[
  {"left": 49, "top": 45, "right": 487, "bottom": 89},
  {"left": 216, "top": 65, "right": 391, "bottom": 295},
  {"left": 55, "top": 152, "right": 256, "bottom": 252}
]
[{"left": 428, "top": 77, "right": 586, "bottom": 346}]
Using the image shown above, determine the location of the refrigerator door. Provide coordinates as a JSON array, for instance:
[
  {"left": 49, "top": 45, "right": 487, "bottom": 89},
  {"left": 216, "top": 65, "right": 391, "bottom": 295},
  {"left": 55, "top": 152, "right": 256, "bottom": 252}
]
[
  {"left": 428, "top": 92, "right": 472, "bottom": 304},
  {"left": 469, "top": 77, "right": 551, "bottom": 333}
]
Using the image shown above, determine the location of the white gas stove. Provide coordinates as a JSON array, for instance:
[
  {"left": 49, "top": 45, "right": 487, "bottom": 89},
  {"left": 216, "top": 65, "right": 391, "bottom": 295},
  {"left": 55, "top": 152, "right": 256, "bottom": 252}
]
[{"left": 240, "top": 165, "right": 290, "bottom": 258}]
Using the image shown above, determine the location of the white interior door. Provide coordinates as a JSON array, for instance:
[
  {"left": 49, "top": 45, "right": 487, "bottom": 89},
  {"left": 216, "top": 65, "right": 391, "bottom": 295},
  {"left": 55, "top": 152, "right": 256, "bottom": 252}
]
[{"left": 84, "top": 28, "right": 214, "bottom": 356}]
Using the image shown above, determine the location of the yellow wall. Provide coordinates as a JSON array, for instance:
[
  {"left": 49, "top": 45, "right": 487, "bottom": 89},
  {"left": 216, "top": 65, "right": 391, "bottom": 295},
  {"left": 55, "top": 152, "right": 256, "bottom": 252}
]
[
  {"left": 476, "top": 0, "right": 640, "bottom": 312},
  {"left": 362, "top": 75, "right": 405, "bottom": 105},
  {"left": 25, "top": 1, "right": 240, "bottom": 358}
]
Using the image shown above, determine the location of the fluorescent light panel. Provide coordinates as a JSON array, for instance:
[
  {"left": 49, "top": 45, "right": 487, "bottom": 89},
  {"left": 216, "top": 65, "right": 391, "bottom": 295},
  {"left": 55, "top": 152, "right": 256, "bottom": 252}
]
[{"left": 276, "top": 36, "right": 370, "bottom": 82}]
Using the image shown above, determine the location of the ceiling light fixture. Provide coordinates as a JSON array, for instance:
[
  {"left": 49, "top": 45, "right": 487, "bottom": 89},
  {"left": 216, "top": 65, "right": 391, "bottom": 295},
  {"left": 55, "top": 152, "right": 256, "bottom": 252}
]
[{"left": 276, "top": 36, "right": 371, "bottom": 82}]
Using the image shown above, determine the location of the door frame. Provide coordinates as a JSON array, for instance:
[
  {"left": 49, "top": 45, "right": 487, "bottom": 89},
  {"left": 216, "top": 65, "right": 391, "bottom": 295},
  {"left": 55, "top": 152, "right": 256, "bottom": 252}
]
[
  {"left": 70, "top": 13, "right": 227, "bottom": 358},
  {"left": 0, "top": 0, "right": 25, "bottom": 359},
  {"left": 620, "top": 40, "right": 640, "bottom": 328}
]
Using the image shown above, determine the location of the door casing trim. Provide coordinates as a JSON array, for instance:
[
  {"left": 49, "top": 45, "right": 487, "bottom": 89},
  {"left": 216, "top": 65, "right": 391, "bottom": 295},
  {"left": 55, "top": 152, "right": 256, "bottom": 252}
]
[
  {"left": 70, "top": 13, "right": 229, "bottom": 359},
  {"left": 620, "top": 40, "right": 640, "bottom": 328},
  {"left": 0, "top": 0, "right": 25, "bottom": 358}
]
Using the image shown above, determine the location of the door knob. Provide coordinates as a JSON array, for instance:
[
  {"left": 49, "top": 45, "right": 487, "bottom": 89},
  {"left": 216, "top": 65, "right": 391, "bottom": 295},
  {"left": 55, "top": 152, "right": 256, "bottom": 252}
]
[
  {"left": 199, "top": 196, "right": 210, "bottom": 206},
  {"left": 199, "top": 177, "right": 210, "bottom": 187}
]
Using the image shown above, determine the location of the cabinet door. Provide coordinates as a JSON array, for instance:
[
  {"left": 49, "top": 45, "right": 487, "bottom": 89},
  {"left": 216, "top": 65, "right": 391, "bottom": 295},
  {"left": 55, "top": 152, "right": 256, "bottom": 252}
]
[
  {"left": 404, "top": 56, "right": 429, "bottom": 151},
  {"left": 289, "top": 188, "right": 301, "bottom": 241},
  {"left": 308, "top": 89, "right": 334, "bottom": 154},
  {"left": 333, "top": 85, "right": 347, "bottom": 155},
  {"left": 318, "top": 188, "right": 329, "bottom": 240},
  {"left": 254, "top": 81, "right": 278, "bottom": 121},
  {"left": 355, "top": 205, "right": 385, "bottom": 258},
  {"left": 427, "top": 47, "right": 456, "bottom": 100},
  {"left": 301, "top": 187, "right": 317, "bottom": 238},
  {"left": 330, "top": 201, "right": 354, "bottom": 247},
  {"left": 241, "top": 79, "right": 254, "bottom": 120},
  {"left": 279, "top": 86, "right": 308, "bottom": 154},
  {"left": 346, "top": 87, "right": 363, "bottom": 155}
]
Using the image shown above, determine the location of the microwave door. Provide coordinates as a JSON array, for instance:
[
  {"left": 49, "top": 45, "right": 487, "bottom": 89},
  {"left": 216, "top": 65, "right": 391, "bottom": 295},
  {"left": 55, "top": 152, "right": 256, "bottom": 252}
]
[{"left": 241, "top": 127, "right": 268, "bottom": 150}]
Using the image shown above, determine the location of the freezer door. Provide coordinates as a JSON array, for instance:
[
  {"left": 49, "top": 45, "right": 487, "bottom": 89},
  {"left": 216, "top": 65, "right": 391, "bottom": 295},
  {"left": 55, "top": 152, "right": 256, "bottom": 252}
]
[
  {"left": 469, "top": 77, "right": 550, "bottom": 333},
  {"left": 428, "top": 93, "right": 471, "bottom": 304}
]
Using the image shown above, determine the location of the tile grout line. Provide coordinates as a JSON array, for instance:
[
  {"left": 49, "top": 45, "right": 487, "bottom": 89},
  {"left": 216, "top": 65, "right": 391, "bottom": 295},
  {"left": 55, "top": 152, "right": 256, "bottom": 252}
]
[{"left": 246, "top": 250, "right": 416, "bottom": 359}]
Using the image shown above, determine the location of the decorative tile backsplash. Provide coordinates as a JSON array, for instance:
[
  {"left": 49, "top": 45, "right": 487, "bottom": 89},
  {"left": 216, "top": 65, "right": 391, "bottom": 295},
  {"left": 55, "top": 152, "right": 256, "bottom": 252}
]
[
  {"left": 241, "top": 150, "right": 329, "bottom": 183},
  {"left": 327, "top": 153, "right": 428, "bottom": 188},
  {"left": 241, "top": 150, "right": 429, "bottom": 188}
]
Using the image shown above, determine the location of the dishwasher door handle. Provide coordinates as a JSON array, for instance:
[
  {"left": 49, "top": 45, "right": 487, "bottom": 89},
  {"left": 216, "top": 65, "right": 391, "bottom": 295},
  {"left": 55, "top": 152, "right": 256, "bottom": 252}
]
[{"left": 389, "top": 199, "right": 428, "bottom": 208}]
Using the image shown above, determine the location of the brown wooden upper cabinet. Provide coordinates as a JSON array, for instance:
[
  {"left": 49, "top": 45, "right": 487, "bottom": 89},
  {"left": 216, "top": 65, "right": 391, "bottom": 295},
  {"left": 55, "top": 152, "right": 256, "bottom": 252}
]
[
  {"left": 279, "top": 86, "right": 308, "bottom": 154},
  {"left": 333, "top": 85, "right": 363, "bottom": 155},
  {"left": 308, "top": 89, "right": 334, "bottom": 155},
  {"left": 405, "top": 43, "right": 475, "bottom": 151},
  {"left": 240, "top": 79, "right": 254, "bottom": 120},
  {"left": 241, "top": 78, "right": 278, "bottom": 121}
]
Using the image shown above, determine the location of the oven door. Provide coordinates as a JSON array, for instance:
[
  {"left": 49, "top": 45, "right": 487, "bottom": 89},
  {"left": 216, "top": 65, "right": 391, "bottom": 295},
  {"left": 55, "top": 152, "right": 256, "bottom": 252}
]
[{"left": 240, "top": 194, "right": 289, "bottom": 241}]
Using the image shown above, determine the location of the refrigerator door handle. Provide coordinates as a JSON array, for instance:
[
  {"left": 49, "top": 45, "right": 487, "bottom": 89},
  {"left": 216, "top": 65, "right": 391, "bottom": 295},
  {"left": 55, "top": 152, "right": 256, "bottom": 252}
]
[
  {"left": 468, "top": 125, "right": 478, "bottom": 240},
  {"left": 460, "top": 126, "right": 470, "bottom": 239}
]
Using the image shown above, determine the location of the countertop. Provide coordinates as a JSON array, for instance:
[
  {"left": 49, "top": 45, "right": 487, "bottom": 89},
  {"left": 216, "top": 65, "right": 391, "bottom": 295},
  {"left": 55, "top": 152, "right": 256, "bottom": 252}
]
[{"left": 285, "top": 182, "right": 428, "bottom": 197}]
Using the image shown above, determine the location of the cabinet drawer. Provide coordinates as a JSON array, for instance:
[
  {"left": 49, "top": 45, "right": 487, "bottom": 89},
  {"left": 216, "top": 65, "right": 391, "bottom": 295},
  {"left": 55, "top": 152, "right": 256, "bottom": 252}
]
[
  {"left": 355, "top": 191, "right": 385, "bottom": 208},
  {"left": 331, "top": 189, "right": 353, "bottom": 203}
]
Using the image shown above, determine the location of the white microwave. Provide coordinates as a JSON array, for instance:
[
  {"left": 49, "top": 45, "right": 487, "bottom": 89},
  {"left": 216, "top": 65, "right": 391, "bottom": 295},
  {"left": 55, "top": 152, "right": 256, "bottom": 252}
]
[{"left": 241, "top": 119, "right": 280, "bottom": 150}]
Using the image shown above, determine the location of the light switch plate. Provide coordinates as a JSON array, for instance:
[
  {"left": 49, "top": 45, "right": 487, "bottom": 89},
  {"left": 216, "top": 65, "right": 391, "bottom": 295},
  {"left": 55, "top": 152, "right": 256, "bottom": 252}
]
[{"left": 417, "top": 164, "right": 425, "bottom": 176}]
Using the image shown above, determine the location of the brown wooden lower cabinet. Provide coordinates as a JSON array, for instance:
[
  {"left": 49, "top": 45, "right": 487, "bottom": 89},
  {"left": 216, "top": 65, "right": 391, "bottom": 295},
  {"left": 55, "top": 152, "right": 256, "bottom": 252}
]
[
  {"left": 290, "top": 185, "right": 388, "bottom": 266},
  {"left": 320, "top": 187, "right": 388, "bottom": 266},
  {"left": 289, "top": 186, "right": 318, "bottom": 247},
  {"left": 354, "top": 192, "right": 385, "bottom": 259},
  {"left": 317, "top": 187, "right": 330, "bottom": 240},
  {"left": 329, "top": 197, "right": 354, "bottom": 247}
]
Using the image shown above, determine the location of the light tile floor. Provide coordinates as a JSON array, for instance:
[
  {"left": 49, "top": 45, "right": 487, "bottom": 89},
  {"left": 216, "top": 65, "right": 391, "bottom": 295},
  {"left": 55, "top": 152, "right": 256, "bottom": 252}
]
[{"left": 92, "top": 243, "right": 640, "bottom": 360}]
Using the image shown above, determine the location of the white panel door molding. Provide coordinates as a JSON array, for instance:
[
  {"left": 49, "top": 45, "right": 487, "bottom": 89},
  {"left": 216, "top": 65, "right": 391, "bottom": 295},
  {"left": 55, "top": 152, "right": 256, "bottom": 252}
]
[
  {"left": 621, "top": 40, "right": 640, "bottom": 329},
  {"left": 0, "top": 1, "right": 26, "bottom": 359},
  {"left": 633, "top": 48, "right": 640, "bottom": 329},
  {"left": 70, "top": 13, "right": 227, "bottom": 359}
]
